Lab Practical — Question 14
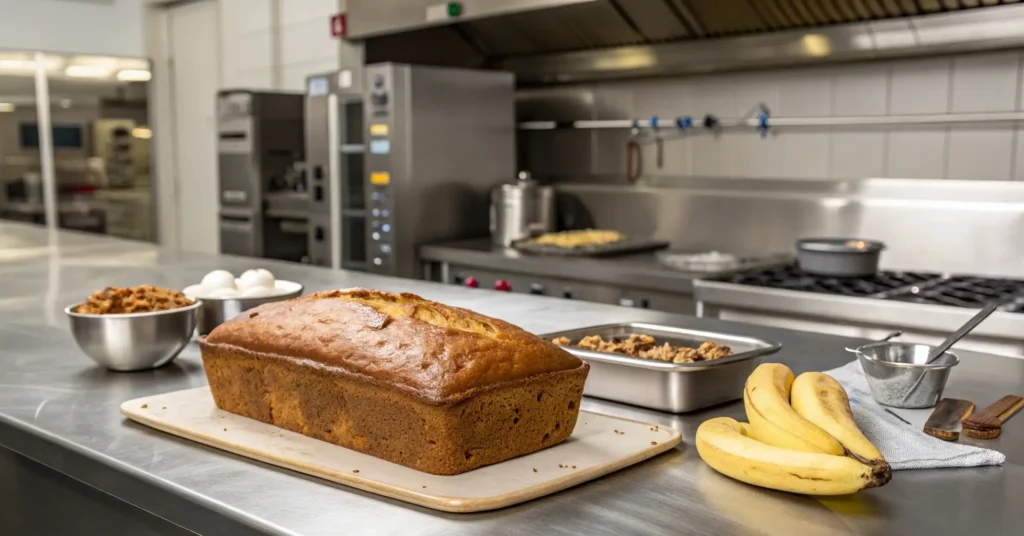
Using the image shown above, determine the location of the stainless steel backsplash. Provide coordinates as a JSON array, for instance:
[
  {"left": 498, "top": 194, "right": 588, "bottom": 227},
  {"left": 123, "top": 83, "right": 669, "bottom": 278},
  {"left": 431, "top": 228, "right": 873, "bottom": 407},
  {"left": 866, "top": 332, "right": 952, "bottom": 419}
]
[{"left": 554, "top": 177, "right": 1024, "bottom": 278}]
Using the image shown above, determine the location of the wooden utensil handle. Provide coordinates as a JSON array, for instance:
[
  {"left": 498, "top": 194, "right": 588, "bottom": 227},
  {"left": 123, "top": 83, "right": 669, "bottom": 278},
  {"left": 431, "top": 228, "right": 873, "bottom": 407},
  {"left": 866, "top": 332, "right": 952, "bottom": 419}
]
[
  {"left": 961, "top": 395, "right": 1024, "bottom": 440},
  {"left": 924, "top": 398, "right": 975, "bottom": 442}
]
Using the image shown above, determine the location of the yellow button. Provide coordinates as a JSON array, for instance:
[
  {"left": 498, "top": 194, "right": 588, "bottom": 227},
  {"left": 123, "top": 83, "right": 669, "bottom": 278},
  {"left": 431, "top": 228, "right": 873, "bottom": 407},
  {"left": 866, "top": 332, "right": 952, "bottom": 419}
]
[
  {"left": 370, "top": 123, "right": 389, "bottom": 136},
  {"left": 370, "top": 172, "right": 390, "bottom": 185}
]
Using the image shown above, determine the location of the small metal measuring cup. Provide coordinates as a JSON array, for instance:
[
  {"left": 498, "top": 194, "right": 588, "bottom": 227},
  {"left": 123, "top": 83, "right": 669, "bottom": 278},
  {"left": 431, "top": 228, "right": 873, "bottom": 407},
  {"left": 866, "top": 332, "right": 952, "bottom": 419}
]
[{"left": 846, "top": 339, "right": 959, "bottom": 409}]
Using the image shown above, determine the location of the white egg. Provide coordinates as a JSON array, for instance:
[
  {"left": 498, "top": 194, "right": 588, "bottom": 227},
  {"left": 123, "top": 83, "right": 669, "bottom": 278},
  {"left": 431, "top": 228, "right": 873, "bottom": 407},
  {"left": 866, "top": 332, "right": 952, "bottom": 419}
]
[
  {"left": 182, "top": 284, "right": 205, "bottom": 300},
  {"left": 205, "top": 287, "right": 241, "bottom": 299},
  {"left": 237, "top": 268, "right": 276, "bottom": 291},
  {"left": 201, "top": 270, "right": 237, "bottom": 290},
  {"left": 239, "top": 286, "right": 274, "bottom": 298}
]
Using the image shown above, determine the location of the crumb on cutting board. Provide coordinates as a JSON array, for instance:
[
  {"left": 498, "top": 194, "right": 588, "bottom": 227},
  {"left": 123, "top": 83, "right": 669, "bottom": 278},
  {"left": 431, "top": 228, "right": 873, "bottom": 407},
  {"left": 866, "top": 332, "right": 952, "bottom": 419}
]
[
  {"left": 223, "top": 428, "right": 227, "bottom": 431},
  {"left": 532, "top": 468, "right": 537, "bottom": 473},
  {"left": 141, "top": 403, "right": 148, "bottom": 409},
  {"left": 651, "top": 441, "right": 657, "bottom": 446},
  {"left": 161, "top": 406, "right": 166, "bottom": 410},
  {"left": 571, "top": 465, "right": 576, "bottom": 469},
  {"left": 353, "top": 469, "right": 360, "bottom": 474}
]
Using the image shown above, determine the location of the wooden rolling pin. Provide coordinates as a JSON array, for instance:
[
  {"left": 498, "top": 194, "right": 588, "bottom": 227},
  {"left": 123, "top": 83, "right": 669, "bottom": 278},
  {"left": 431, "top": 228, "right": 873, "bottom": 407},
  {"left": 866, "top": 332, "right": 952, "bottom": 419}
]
[
  {"left": 924, "top": 398, "right": 975, "bottom": 441},
  {"left": 961, "top": 395, "right": 1024, "bottom": 440}
]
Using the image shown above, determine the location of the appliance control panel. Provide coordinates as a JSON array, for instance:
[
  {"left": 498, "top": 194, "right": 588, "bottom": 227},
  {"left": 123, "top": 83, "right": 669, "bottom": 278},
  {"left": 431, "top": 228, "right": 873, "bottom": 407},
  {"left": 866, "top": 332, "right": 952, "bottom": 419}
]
[
  {"left": 444, "top": 265, "right": 696, "bottom": 315},
  {"left": 369, "top": 185, "right": 392, "bottom": 269},
  {"left": 366, "top": 67, "right": 394, "bottom": 274}
]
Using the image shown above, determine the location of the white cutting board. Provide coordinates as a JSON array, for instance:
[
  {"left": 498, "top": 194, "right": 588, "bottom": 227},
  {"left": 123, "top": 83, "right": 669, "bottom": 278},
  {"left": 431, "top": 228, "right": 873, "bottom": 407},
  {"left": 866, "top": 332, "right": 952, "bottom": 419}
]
[{"left": 121, "top": 387, "right": 680, "bottom": 513}]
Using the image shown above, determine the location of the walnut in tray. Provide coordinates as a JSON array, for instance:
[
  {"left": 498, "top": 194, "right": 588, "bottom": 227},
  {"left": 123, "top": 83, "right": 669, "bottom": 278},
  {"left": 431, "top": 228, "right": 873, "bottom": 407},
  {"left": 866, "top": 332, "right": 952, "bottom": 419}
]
[{"left": 551, "top": 334, "right": 732, "bottom": 364}]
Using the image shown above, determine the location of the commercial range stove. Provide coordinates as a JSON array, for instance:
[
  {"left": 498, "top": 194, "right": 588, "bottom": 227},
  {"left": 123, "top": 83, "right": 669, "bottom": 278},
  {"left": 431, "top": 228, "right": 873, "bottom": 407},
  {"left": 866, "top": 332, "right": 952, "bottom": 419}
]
[
  {"left": 696, "top": 265, "right": 1024, "bottom": 357},
  {"left": 729, "top": 265, "right": 1024, "bottom": 310}
]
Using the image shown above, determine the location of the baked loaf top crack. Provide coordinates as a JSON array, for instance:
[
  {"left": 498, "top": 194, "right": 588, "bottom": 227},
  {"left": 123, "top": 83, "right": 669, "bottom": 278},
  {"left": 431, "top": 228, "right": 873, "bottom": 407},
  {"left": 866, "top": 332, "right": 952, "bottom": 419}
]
[{"left": 203, "top": 288, "right": 583, "bottom": 404}]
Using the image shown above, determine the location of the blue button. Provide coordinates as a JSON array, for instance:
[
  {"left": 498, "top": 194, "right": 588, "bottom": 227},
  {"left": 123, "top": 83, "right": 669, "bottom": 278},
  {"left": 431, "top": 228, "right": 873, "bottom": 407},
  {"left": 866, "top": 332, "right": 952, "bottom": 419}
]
[
  {"left": 380, "top": 244, "right": 392, "bottom": 254},
  {"left": 382, "top": 209, "right": 390, "bottom": 217},
  {"left": 371, "top": 208, "right": 380, "bottom": 217},
  {"left": 382, "top": 223, "right": 391, "bottom": 232}
]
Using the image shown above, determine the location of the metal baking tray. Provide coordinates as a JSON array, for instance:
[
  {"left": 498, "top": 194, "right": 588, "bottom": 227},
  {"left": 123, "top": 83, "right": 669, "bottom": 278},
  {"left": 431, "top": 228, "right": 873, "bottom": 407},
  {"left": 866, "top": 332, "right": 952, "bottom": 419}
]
[
  {"left": 656, "top": 251, "right": 793, "bottom": 274},
  {"left": 541, "top": 323, "right": 781, "bottom": 413},
  {"left": 513, "top": 238, "right": 669, "bottom": 257}
]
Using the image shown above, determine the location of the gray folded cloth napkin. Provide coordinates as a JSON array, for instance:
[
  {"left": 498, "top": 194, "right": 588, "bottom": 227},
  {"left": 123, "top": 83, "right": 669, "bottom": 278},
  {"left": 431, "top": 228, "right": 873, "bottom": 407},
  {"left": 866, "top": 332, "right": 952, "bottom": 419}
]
[{"left": 824, "top": 360, "right": 1005, "bottom": 470}]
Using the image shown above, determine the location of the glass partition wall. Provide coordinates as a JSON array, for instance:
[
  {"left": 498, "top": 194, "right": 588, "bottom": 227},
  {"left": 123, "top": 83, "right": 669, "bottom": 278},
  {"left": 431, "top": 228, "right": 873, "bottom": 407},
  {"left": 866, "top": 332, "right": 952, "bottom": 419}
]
[{"left": 0, "top": 51, "right": 155, "bottom": 241}]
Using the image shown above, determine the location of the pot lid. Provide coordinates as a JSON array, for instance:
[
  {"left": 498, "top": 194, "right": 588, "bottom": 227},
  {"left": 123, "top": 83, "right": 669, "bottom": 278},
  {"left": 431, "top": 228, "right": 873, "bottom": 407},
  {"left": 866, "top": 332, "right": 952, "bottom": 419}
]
[
  {"left": 797, "top": 238, "right": 886, "bottom": 254},
  {"left": 498, "top": 171, "right": 547, "bottom": 192}
]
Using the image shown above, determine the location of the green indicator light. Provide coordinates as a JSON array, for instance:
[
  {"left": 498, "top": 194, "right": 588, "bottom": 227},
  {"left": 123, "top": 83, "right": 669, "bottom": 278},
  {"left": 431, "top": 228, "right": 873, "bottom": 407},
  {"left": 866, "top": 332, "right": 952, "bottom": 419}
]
[{"left": 447, "top": 2, "right": 462, "bottom": 17}]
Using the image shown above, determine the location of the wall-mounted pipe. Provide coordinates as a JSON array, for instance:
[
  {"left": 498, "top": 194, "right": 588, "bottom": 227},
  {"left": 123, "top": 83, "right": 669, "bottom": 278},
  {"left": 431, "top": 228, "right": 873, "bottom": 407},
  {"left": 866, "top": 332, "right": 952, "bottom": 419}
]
[{"left": 519, "top": 111, "right": 1024, "bottom": 132}]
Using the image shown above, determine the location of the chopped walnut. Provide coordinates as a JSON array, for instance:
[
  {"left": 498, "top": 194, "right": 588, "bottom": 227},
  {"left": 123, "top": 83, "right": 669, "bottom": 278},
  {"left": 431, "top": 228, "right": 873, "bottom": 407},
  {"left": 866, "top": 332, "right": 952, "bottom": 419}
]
[
  {"left": 77, "top": 285, "right": 193, "bottom": 314},
  {"left": 699, "top": 341, "right": 733, "bottom": 360},
  {"left": 672, "top": 347, "right": 703, "bottom": 363},
  {"left": 552, "top": 333, "right": 733, "bottom": 363}
]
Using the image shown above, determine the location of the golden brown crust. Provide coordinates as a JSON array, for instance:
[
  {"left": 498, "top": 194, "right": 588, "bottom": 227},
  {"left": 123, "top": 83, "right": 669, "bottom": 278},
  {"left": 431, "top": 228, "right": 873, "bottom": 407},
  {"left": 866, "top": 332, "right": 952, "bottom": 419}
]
[{"left": 203, "top": 288, "right": 584, "bottom": 403}]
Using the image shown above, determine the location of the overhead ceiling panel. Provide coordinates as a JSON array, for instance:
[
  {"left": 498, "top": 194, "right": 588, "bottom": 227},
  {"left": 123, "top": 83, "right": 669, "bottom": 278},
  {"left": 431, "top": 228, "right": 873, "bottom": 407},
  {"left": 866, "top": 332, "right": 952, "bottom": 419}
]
[
  {"left": 461, "top": 2, "right": 646, "bottom": 57},
  {"left": 614, "top": 0, "right": 693, "bottom": 41},
  {"left": 678, "top": 0, "right": 991, "bottom": 37},
  {"left": 686, "top": 0, "right": 773, "bottom": 35},
  {"left": 558, "top": 2, "right": 647, "bottom": 47},
  {"left": 352, "top": 0, "right": 1024, "bottom": 82}
]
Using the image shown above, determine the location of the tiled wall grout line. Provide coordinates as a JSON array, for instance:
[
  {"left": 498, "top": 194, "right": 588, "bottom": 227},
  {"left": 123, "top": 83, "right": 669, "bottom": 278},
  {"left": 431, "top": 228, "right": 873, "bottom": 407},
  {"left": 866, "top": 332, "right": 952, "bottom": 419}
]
[
  {"left": 1011, "top": 52, "right": 1024, "bottom": 181},
  {"left": 943, "top": 58, "right": 955, "bottom": 180},
  {"left": 882, "top": 64, "right": 892, "bottom": 178}
]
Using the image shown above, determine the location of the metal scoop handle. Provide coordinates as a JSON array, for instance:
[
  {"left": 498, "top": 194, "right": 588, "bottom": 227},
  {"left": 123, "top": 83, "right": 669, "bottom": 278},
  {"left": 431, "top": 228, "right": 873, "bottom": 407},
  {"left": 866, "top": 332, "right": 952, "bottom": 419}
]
[
  {"left": 845, "top": 330, "right": 902, "bottom": 354},
  {"left": 925, "top": 302, "right": 999, "bottom": 364}
]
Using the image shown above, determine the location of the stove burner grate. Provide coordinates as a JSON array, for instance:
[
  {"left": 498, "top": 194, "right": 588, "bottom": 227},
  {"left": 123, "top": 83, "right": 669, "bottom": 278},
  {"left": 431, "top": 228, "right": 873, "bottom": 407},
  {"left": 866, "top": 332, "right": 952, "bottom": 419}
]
[
  {"left": 728, "top": 264, "right": 940, "bottom": 297},
  {"left": 888, "top": 277, "right": 1024, "bottom": 309},
  {"left": 729, "top": 265, "right": 1024, "bottom": 312}
]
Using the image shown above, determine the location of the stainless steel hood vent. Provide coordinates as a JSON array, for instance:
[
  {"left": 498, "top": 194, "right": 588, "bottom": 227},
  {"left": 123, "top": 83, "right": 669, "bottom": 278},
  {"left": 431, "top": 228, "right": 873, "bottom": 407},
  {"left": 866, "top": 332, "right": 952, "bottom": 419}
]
[{"left": 348, "top": 0, "right": 1024, "bottom": 82}]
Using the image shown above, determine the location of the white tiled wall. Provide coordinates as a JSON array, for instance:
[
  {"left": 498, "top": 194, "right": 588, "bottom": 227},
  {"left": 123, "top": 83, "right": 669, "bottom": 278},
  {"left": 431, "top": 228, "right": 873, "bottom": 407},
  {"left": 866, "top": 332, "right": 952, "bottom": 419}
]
[
  {"left": 277, "top": 0, "right": 344, "bottom": 91},
  {"left": 218, "top": 0, "right": 344, "bottom": 92},
  {"left": 219, "top": 0, "right": 274, "bottom": 89},
  {"left": 526, "top": 49, "right": 1024, "bottom": 181}
]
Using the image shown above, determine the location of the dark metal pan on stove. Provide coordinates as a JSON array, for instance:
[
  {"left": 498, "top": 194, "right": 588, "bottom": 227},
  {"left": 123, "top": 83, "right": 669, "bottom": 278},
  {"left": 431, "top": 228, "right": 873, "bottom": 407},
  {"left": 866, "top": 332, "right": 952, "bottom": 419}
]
[{"left": 796, "top": 238, "right": 886, "bottom": 277}]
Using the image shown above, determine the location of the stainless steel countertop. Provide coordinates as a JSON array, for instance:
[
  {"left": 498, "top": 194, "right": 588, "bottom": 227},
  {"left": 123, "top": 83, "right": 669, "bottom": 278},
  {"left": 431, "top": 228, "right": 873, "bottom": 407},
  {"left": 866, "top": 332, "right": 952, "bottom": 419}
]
[
  {"left": 420, "top": 238, "right": 707, "bottom": 294},
  {"left": 3, "top": 223, "right": 1024, "bottom": 536},
  {"left": 695, "top": 279, "right": 1024, "bottom": 340}
]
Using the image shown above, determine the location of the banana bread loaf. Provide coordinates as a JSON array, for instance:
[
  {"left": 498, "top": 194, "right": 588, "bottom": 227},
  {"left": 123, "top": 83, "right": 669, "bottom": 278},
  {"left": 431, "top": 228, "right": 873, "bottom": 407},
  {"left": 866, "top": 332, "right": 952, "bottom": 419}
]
[{"left": 200, "top": 288, "right": 588, "bottom": 475}]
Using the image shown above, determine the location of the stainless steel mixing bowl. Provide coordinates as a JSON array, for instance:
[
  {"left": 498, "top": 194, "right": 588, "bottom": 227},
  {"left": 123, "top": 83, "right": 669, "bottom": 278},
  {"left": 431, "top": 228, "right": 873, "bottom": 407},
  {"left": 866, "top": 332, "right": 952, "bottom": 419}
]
[
  {"left": 850, "top": 341, "right": 959, "bottom": 408},
  {"left": 65, "top": 300, "right": 202, "bottom": 371},
  {"left": 193, "top": 280, "right": 303, "bottom": 335}
]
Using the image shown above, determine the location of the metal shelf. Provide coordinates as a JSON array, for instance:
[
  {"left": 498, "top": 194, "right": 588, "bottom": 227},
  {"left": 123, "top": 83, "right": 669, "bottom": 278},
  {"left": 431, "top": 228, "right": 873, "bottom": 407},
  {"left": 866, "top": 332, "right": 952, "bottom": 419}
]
[
  {"left": 342, "top": 208, "right": 366, "bottom": 218},
  {"left": 340, "top": 144, "right": 365, "bottom": 154}
]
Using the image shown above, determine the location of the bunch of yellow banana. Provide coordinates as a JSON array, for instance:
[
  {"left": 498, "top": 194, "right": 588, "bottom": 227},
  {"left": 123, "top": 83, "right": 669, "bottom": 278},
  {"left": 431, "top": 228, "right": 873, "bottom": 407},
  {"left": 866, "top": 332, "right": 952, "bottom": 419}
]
[{"left": 696, "top": 363, "right": 892, "bottom": 495}]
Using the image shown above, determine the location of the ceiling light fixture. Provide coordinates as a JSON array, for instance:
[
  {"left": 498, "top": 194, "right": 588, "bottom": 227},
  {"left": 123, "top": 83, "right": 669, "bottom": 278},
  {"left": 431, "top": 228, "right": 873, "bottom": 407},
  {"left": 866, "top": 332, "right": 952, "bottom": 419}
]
[
  {"left": 0, "top": 59, "right": 34, "bottom": 71},
  {"left": 0, "top": 102, "right": 14, "bottom": 112},
  {"left": 65, "top": 65, "right": 113, "bottom": 78},
  {"left": 116, "top": 69, "right": 152, "bottom": 82},
  {"left": 131, "top": 127, "right": 152, "bottom": 139}
]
